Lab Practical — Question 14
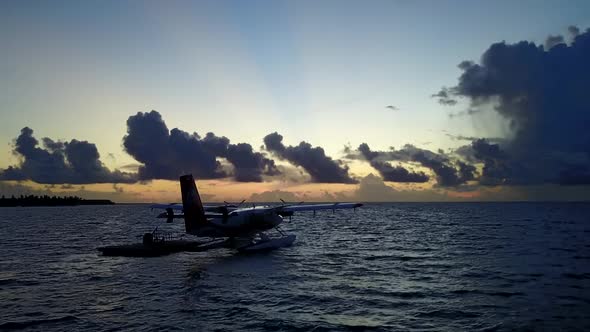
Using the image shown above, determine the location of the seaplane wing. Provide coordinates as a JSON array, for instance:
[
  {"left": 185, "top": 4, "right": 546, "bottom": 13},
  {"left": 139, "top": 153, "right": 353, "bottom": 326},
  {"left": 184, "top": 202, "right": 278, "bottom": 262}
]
[
  {"left": 149, "top": 203, "right": 240, "bottom": 214},
  {"left": 150, "top": 203, "right": 183, "bottom": 211},
  {"left": 277, "top": 202, "right": 363, "bottom": 213},
  {"left": 229, "top": 202, "right": 363, "bottom": 215}
]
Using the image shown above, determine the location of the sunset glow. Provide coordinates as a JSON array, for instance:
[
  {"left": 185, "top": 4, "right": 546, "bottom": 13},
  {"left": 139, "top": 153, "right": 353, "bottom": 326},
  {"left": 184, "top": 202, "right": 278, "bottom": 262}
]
[{"left": 1, "top": 1, "right": 589, "bottom": 202}]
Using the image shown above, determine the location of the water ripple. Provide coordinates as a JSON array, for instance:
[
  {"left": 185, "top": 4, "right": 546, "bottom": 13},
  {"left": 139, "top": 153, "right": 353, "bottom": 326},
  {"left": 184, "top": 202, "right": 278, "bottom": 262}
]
[{"left": 1, "top": 203, "right": 589, "bottom": 331}]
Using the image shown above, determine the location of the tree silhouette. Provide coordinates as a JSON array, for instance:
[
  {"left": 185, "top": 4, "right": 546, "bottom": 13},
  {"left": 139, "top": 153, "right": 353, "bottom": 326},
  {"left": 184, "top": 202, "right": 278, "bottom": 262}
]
[{"left": 0, "top": 194, "right": 114, "bottom": 207}]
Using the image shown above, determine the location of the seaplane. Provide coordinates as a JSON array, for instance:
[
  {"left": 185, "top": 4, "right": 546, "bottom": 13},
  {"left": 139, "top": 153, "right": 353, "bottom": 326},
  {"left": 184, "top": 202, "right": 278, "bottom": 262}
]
[
  {"left": 149, "top": 174, "right": 363, "bottom": 252},
  {"left": 99, "top": 174, "right": 362, "bottom": 256}
]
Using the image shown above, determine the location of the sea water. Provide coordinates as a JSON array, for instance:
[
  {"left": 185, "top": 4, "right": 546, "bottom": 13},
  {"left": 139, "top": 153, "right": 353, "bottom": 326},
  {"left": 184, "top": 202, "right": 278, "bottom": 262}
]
[{"left": 1, "top": 203, "right": 589, "bottom": 331}]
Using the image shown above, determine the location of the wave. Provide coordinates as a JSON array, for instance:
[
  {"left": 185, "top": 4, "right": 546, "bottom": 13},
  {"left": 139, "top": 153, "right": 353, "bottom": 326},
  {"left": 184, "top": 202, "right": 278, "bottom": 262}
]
[
  {"left": 450, "top": 289, "right": 525, "bottom": 297},
  {"left": 415, "top": 309, "right": 481, "bottom": 319},
  {"left": 0, "top": 315, "right": 77, "bottom": 330},
  {"left": 562, "top": 272, "right": 590, "bottom": 280}
]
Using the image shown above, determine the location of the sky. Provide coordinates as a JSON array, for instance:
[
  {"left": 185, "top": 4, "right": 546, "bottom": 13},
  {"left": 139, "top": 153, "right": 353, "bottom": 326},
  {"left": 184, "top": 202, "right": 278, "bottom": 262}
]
[{"left": 1, "top": 0, "right": 589, "bottom": 202}]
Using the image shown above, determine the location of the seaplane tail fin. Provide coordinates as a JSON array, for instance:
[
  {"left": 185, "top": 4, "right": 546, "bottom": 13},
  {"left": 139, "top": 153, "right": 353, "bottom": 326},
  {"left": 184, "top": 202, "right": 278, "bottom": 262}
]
[{"left": 179, "top": 174, "right": 207, "bottom": 233}]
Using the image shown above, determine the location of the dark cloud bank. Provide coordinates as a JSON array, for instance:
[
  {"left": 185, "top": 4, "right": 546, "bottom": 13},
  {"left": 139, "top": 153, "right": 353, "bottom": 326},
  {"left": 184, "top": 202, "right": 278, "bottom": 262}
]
[
  {"left": 263, "top": 132, "right": 357, "bottom": 184},
  {"left": 354, "top": 143, "right": 475, "bottom": 187},
  {"left": 122, "top": 111, "right": 279, "bottom": 182},
  {"left": 358, "top": 143, "right": 430, "bottom": 183},
  {"left": 0, "top": 127, "right": 135, "bottom": 184},
  {"left": 0, "top": 111, "right": 355, "bottom": 185},
  {"left": 350, "top": 25, "right": 590, "bottom": 190},
  {"left": 2, "top": 26, "right": 589, "bottom": 195},
  {"left": 434, "top": 25, "right": 590, "bottom": 186}
]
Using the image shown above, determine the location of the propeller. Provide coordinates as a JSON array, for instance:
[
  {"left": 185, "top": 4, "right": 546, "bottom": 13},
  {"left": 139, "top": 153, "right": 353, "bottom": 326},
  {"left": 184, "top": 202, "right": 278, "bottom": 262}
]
[
  {"left": 279, "top": 198, "right": 304, "bottom": 206},
  {"left": 224, "top": 199, "right": 246, "bottom": 208},
  {"left": 217, "top": 199, "right": 246, "bottom": 221},
  {"left": 276, "top": 198, "right": 303, "bottom": 220}
]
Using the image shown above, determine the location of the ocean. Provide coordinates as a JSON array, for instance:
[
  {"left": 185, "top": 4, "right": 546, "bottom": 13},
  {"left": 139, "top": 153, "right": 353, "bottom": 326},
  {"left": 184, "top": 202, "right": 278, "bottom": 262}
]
[{"left": 1, "top": 203, "right": 589, "bottom": 331}]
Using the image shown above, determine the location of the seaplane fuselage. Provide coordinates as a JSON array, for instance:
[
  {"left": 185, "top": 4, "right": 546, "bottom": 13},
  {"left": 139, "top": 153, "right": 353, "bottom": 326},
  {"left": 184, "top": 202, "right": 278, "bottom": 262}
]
[{"left": 189, "top": 208, "right": 284, "bottom": 238}]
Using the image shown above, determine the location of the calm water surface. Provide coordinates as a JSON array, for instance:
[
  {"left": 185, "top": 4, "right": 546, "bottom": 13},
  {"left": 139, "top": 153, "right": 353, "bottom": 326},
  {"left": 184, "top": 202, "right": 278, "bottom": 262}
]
[{"left": 1, "top": 203, "right": 589, "bottom": 331}]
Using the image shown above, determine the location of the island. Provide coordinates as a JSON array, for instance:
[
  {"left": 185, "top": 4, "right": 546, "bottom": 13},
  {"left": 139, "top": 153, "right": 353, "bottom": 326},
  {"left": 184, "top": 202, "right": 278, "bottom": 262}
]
[{"left": 0, "top": 195, "right": 114, "bottom": 207}]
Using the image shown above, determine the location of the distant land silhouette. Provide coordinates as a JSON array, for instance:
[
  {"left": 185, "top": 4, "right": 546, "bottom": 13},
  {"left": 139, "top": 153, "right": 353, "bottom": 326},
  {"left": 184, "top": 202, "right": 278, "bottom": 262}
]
[{"left": 0, "top": 194, "right": 114, "bottom": 207}]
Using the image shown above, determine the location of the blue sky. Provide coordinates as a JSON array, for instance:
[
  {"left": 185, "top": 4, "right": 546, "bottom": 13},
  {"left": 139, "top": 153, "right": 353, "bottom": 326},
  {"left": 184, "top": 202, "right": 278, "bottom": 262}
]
[{"left": 1, "top": 1, "right": 589, "bottom": 201}]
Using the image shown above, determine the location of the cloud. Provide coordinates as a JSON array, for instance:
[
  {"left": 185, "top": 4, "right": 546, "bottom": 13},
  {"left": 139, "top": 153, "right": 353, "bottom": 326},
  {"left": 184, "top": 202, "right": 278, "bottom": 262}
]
[
  {"left": 412, "top": 150, "right": 475, "bottom": 186},
  {"left": 113, "top": 184, "right": 124, "bottom": 193},
  {"left": 468, "top": 138, "right": 590, "bottom": 186},
  {"left": 263, "top": 132, "right": 357, "bottom": 184},
  {"left": 445, "top": 133, "right": 504, "bottom": 143},
  {"left": 370, "top": 161, "right": 429, "bottom": 183},
  {"left": 41, "top": 137, "right": 65, "bottom": 152},
  {"left": 123, "top": 111, "right": 278, "bottom": 182},
  {"left": 457, "top": 161, "right": 477, "bottom": 183},
  {"left": 353, "top": 174, "right": 400, "bottom": 201},
  {"left": 357, "top": 143, "right": 476, "bottom": 187},
  {"left": 558, "top": 166, "right": 590, "bottom": 185},
  {"left": 225, "top": 143, "right": 280, "bottom": 182},
  {"left": 431, "top": 87, "right": 458, "bottom": 105},
  {"left": 435, "top": 26, "right": 590, "bottom": 186},
  {"left": 345, "top": 174, "right": 590, "bottom": 202},
  {"left": 118, "top": 163, "right": 142, "bottom": 172},
  {"left": 263, "top": 164, "right": 311, "bottom": 183},
  {"left": 123, "top": 111, "right": 224, "bottom": 180},
  {"left": 444, "top": 27, "right": 590, "bottom": 152},
  {"left": 0, "top": 127, "right": 136, "bottom": 184},
  {"left": 448, "top": 108, "right": 483, "bottom": 118},
  {"left": 349, "top": 174, "right": 455, "bottom": 202},
  {"left": 0, "top": 181, "right": 53, "bottom": 197},
  {"left": 544, "top": 35, "right": 565, "bottom": 50},
  {"left": 358, "top": 143, "right": 429, "bottom": 183},
  {"left": 249, "top": 190, "right": 301, "bottom": 203},
  {"left": 568, "top": 25, "right": 580, "bottom": 37}
]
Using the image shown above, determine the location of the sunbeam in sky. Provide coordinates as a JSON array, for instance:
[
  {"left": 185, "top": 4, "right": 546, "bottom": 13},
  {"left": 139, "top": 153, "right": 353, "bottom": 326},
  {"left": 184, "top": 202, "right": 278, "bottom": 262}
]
[{"left": 1, "top": 0, "right": 590, "bottom": 202}]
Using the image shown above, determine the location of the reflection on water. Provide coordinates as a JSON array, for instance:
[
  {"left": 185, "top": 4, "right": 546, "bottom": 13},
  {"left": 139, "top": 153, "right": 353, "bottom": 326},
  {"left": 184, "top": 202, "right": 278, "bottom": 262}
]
[{"left": 1, "top": 203, "right": 589, "bottom": 331}]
